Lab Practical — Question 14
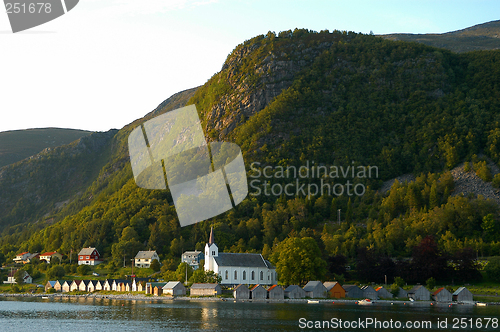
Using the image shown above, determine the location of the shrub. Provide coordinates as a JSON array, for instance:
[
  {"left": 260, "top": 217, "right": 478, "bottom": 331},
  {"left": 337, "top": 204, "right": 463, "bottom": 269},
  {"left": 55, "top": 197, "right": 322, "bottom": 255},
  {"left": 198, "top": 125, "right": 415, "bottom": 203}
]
[
  {"left": 77, "top": 264, "right": 91, "bottom": 276},
  {"left": 492, "top": 174, "right": 500, "bottom": 188},
  {"left": 484, "top": 257, "right": 500, "bottom": 282},
  {"left": 426, "top": 277, "right": 436, "bottom": 290},
  {"left": 474, "top": 161, "right": 492, "bottom": 182}
]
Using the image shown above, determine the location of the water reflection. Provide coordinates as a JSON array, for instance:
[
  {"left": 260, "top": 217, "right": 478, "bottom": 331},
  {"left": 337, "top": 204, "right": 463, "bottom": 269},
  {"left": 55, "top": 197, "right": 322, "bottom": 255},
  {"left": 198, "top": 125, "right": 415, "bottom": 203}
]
[{"left": 0, "top": 297, "right": 497, "bottom": 331}]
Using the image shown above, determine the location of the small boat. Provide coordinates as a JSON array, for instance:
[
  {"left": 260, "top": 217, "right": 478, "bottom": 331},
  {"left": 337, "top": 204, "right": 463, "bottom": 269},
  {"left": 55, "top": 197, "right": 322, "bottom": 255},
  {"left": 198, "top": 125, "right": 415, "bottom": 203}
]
[
  {"left": 307, "top": 300, "right": 319, "bottom": 304},
  {"left": 476, "top": 302, "right": 487, "bottom": 307},
  {"left": 41, "top": 296, "right": 49, "bottom": 299},
  {"left": 357, "top": 299, "right": 373, "bottom": 305}
]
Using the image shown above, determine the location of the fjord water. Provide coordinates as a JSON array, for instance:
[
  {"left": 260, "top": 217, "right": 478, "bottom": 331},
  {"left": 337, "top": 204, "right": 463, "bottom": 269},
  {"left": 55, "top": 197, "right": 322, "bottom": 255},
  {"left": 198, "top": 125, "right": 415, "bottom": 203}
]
[{"left": 0, "top": 297, "right": 498, "bottom": 331}]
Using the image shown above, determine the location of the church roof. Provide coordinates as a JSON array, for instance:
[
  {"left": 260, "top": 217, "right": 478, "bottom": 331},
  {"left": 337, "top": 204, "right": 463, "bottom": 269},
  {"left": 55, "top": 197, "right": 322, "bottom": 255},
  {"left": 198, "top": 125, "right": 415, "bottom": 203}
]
[
  {"left": 208, "top": 227, "right": 214, "bottom": 245},
  {"left": 214, "top": 253, "right": 274, "bottom": 269}
]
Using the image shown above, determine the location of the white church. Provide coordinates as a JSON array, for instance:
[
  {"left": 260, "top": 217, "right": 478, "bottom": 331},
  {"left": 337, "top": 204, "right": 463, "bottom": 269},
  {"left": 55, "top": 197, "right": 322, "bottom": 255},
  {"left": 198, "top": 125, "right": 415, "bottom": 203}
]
[{"left": 204, "top": 228, "right": 278, "bottom": 286}]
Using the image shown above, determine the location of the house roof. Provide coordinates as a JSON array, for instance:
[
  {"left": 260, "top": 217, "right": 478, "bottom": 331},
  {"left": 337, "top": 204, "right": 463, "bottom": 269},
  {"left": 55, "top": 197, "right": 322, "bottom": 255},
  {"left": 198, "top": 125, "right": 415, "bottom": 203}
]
[
  {"left": 148, "top": 282, "right": 167, "bottom": 288},
  {"left": 343, "top": 285, "right": 360, "bottom": 291},
  {"left": 190, "top": 283, "right": 219, "bottom": 289},
  {"left": 234, "top": 284, "right": 249, "bottom": 291},
  {"left": 250, "top": 284, "right": 265, "bottom": 291},
  {"left": 323, "top": 282, "right": 340, "bottom": 290},
  {"left": 361, "top": 285, "right": 376, "bottom": 291},
  {"left": 47, "top": 281, "right": 57, "bottom": 287},
  {"left": 163, "top": 281, "right": 184, "bottom": 289},
  {"left": 214, "top": 253, "right": 274, "bottom": 268},
  {"left": 40, "top": 252, "right": 59, "bottom": 257},
  {"left": 17, "top": 252, "right": 29, "bottom": 256},
  {"left": 135, "top": 251, "right": 158, "bottom": 259},
  {"left": 78, "top": 248, "right": 97, "bottom": 256},
  {"left": 432, "top": 287, "right": 449, "bottom": 296},
  {"left": 453, "top": 287, "right": 469, "bottom": 295},
  {"left": 26, "top": 253, "right": 39, "bottom": 260},
  {"left": 409, "top": 285, "right": 428, "bottom": 294},
  {"left": 284, "top": 285, "right": 302, "bottom": 292},
  {"left": 182, "top": 250, "right": 203, "bottom": 256},
  {"left": 208, "top": 227, "right": 214, "bottom": 245},
  {"left": 268, "top": 285, "right": 280, "bottom": 291},
  {"left": 303, "top": 281, "right": 323, "bottom": 291}
]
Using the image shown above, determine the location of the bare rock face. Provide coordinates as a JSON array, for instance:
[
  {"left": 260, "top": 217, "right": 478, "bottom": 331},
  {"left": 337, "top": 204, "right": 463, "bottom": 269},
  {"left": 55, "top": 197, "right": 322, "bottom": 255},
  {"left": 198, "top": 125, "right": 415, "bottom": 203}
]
[
  {"left": 380, "top": 160, "right": 500, "bottom": 205},
  {"left": 450, "top": 162, "right": 500, "bottom": 204},
  {"left": 204, "top": 39, "right": 336, "bottom": 140}
]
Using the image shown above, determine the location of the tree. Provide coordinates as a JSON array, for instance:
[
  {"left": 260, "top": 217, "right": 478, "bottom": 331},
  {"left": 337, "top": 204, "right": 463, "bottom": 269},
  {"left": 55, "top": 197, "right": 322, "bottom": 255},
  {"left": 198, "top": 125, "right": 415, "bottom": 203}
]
[
  {"left": 150, "top": 259, "right": 161, "bottom": 272},
  {"left": 389, "top": 283, "right": 400, "bottom": 296},
  {"left": 410, "top": 236, "right": 449, "bottom": 283},
  {"left": 77, "top": 264, "right": 91, "bottom": 276},
  {"left": 111, "top": 226, "right": 143, "bottom": 264},
  {"left": 175, "top": 262, "right": 193, "bottom": 283},
  {"left": 484, "top": 257, "right": 500, "bottom": 282},
  {"left": 426, "top": 277, "right": 436, "bottom": 290},
  {"left": 190, "top": 269, "right": 222, "bottom": 284},
  {"left": 14, "top": 269, "right": 26, "bottom": 285},
  {"left": 270, "top": 237, "right": 326, "bottom": 285},
  {"left": 450, "top": 248, "right": 482, "bottom": 283},
  {"left": 327, "top": 254, "right": 347, "bottom": 278},
  {"left": 46, "top": 265, "right": 65, "bottom": 280},
  {"left": 394, "top": 277, "right": 405, "bottom": 288}
]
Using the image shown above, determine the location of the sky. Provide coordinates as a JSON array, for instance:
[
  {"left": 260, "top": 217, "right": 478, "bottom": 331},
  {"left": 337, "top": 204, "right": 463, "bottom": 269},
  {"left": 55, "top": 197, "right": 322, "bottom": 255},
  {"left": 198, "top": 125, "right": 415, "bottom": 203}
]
[{"left": 1, "top": 0, "right": 499, "bottom": 133}]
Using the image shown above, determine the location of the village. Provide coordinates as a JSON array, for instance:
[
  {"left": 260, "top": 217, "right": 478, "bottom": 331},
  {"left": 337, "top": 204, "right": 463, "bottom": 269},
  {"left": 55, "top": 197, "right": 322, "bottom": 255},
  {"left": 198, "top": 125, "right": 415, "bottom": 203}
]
[{"left": 4, "top": 229, "right": 478, "bottom": 304}]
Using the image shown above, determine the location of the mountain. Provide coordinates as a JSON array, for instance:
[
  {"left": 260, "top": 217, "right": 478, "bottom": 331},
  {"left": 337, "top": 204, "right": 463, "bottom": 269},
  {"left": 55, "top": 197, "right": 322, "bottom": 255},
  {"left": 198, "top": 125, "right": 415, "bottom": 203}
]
[
  {"left": 1, "top": 25, "right": 500, "bottom": 272},
  {"left": 0, "top": 128, "right": 91, "bottom": 169},
  {"left": 381, "top": 20, "right": 500, "bottom": 53}
]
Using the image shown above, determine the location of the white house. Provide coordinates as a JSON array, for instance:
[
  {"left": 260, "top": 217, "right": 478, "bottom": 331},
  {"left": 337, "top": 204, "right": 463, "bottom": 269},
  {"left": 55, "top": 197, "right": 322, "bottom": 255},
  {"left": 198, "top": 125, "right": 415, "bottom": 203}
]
[
  {"left": 204, "top": 227, "right": 277, "bottom": 286},
  {"left": 134, "top": 251, "right": 160, "bottom": 268},
  {"left": 4, "top": 270, "right": 32, "bottom": 284},
  {"left": 181, "top": 250, "right": 204, "bottom": 270},
  {"left": 39, "top": 252, "right": 63, "bottom": 264},
  {"left": 13, "top": 252, "right": 30, "bottom": 263}
]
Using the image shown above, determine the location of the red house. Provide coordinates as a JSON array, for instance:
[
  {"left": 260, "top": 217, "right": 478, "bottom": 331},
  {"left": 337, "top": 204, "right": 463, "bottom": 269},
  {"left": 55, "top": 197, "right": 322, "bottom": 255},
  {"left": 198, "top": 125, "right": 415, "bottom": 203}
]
[{"left": 78, "top": 247, "right": 103, "bottom": 266}]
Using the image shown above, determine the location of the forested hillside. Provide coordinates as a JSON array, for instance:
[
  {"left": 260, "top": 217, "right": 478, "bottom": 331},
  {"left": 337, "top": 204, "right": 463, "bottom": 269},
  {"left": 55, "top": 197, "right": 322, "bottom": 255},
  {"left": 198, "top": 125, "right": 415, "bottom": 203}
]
[
  {"left": 1, "top": 28, "right": 500, "bottom": 284},
  {"left": 0, "top": 128, "right": 91, "bottom": 168}
]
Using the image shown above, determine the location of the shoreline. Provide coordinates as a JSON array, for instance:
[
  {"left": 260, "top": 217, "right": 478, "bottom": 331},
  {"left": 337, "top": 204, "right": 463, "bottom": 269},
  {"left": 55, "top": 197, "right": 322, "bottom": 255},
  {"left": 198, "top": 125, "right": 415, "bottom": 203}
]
[{"left": 0, "top": 293, "right": 498, "bottom": 305}]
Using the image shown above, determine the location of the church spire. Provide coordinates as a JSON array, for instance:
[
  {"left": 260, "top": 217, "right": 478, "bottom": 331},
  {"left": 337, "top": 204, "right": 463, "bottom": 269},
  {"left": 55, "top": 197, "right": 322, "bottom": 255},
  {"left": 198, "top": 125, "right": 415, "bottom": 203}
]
[{"left": 208, "top": 226, "right": 214, "bottom": 245}]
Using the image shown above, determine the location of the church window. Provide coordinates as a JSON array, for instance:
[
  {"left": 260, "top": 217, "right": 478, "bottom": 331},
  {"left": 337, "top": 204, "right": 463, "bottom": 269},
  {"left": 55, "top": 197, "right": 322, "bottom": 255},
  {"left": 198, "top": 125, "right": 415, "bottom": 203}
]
[
  {"left": 234, "top": 271, "right": 237, "bottom": 279},
  {"left": 212, "top": 251, "right": 215, "bottom": 255},
  {"left": 251, "top": 271, "right": 255, "bottom": 280},
  {"left": 260, "top": 271, "right": 263, "bottom": 281},
  {"left": 225, "top": 270, "right": 228, "bottom": 280},
  {"left": 243, "top": 271, "right": 246, "bottom": 280}
]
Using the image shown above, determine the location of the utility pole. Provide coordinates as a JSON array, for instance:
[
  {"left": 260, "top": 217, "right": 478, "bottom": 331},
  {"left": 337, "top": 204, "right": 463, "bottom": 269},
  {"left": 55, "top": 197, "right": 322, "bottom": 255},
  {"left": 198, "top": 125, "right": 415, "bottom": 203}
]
[
  {"left": 185, "top": 263, "right": 188, "bottom": 286},
  {"left": 338, "top": 209, "right": 341, "bottom": 225},
  {"left": 131, "top": 259, "right": 134, "bottom": 277},
  {"left": 123, "top": 251, "right": 125, "bottom": 268},
  {"left": 69, "top": 249, "right": 72, "bottom": 265}
]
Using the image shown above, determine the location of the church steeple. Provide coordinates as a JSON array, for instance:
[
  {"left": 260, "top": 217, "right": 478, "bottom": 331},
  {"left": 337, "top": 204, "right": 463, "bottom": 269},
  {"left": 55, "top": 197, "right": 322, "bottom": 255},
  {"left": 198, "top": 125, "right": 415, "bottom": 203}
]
[
  {"left": 204, "top": 226, "right": 218, "bottom": 272},
  {"left": 208, "top": 226, "right": 214, "bottom": 245}
]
